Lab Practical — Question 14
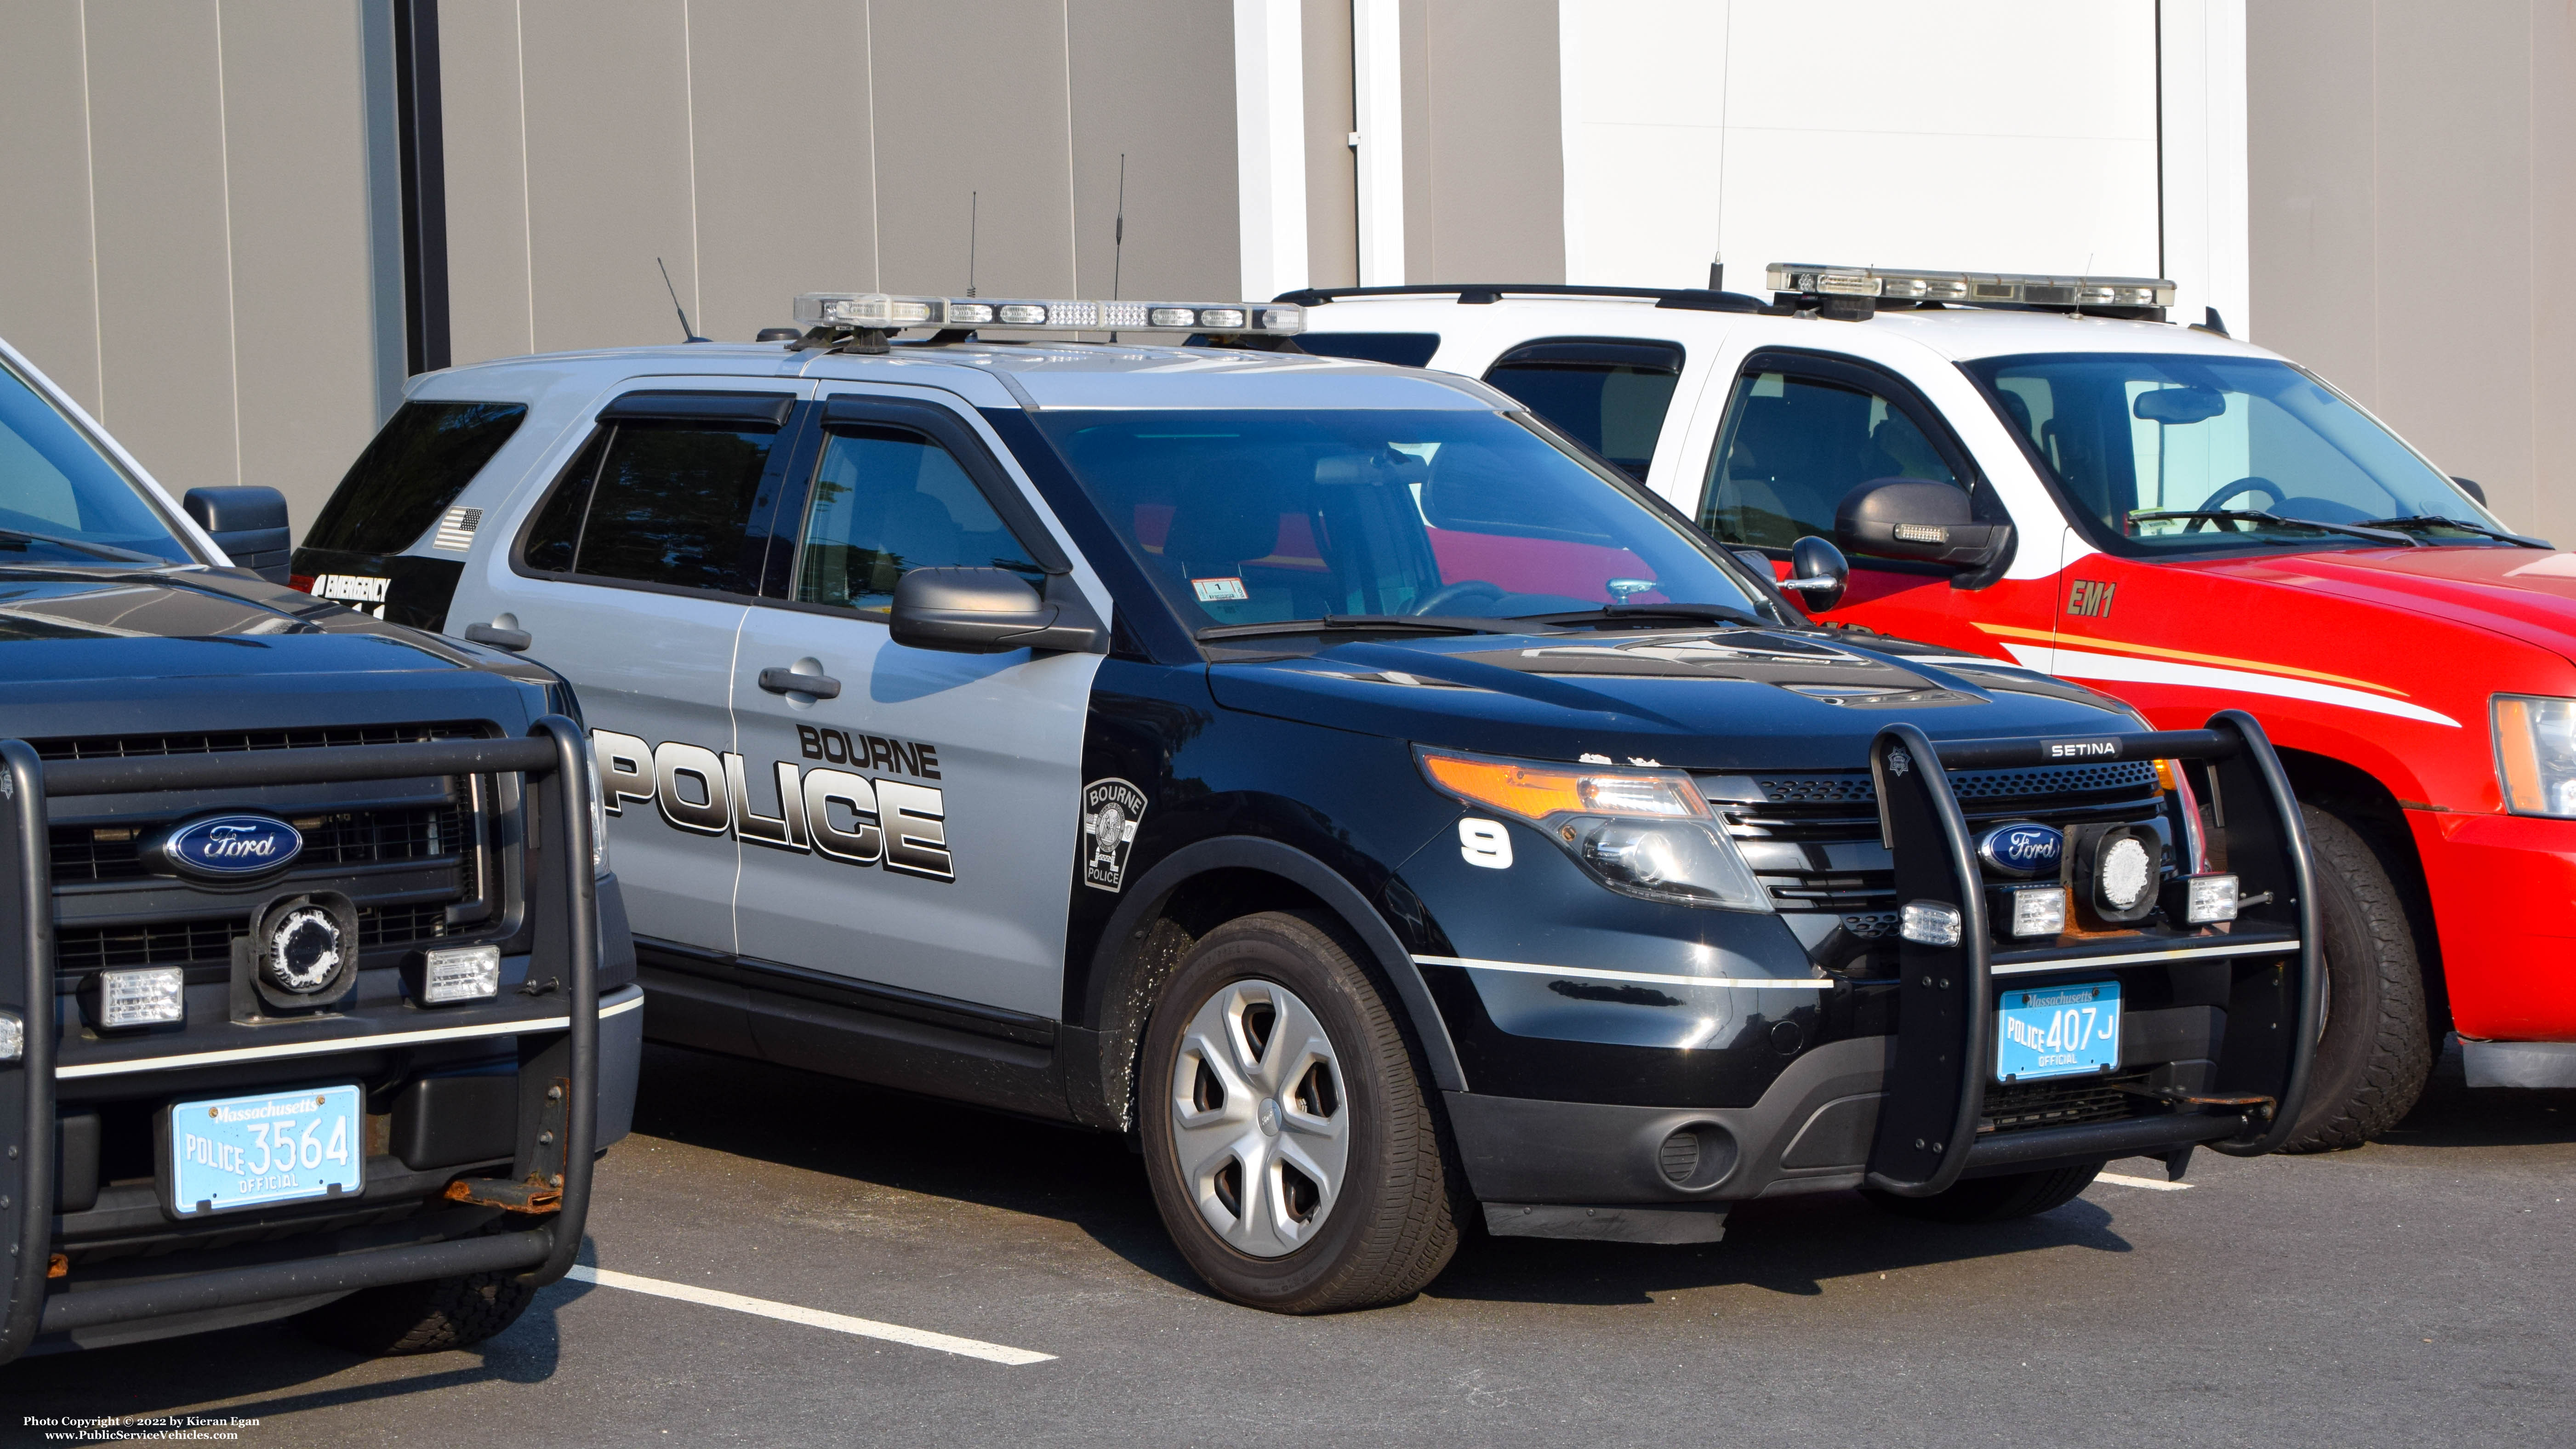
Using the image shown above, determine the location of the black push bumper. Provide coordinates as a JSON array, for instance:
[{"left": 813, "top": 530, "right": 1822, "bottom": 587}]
[{"left": 0, "top": 719, "right": 603, "bottom": 1363}]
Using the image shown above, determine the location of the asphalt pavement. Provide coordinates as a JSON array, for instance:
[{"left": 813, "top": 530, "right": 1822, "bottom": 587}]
[{"left": 6, "top": 1039, "right": 2568, "bottom": 1448}]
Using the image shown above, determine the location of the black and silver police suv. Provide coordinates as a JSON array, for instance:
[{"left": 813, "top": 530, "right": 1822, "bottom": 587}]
[
  {"left": 310, "top": 291, "right": 2316, "bottom": 1314},
  {"left": 0, "top": 337, "right": 636, "bottom": 1362}
]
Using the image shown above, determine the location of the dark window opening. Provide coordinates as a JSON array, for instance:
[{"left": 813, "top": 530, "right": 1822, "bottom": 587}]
[
  {"left": 1699, "top": 371, "right": 1959, "bottom": 550},
  {"left": 305, "top": 400, "right": 526, "bottom": 555},
  {"left": 1482, "top": 338, "right": 1684, "bottom": 481},
  {"left": 792, "top": 425, "right": 1043, "bottom": 610},
  {"left": 1294, "top": 331, "right": 1442, "bottom": 368},
  {"left": 519, "top": 420, "right": 782, "bottom": 593}
]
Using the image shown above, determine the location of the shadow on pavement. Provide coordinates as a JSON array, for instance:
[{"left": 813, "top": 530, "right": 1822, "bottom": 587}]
[
  {"left": 632, "top": 1044, "right": 2136, "bottom": 1309},
  {"left": 2371, "top": 1037, "right": 2576, "bottom": 1151}
]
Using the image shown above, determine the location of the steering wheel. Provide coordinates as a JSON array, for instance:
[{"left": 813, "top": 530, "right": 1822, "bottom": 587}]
[
  {"left": 2186, "top": 475, "right": 2284, "bottom": 531},
  {"left": 1413, "top": 579, "right": 1507, "bottom": 616}
]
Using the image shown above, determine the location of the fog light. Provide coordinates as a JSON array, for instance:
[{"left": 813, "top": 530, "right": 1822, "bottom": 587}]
[
  {"left": 0, "top": 1011, "right": 21, "bottom": 1062},
  {"left": 1900, "top": 900, "right": 1963, "bottom": 947},
  {"left": 2171, "top": 873, "right": 2239, "bottom": 924},
  {"left": 416, "top": 945, "right": 501, "bottom": 1004},
  {"left": 1992, "top": 884, "right": 2069, "bottom": 938},
  {"left": 99, "top": 967, "right": 184, "bottom": 1028}
]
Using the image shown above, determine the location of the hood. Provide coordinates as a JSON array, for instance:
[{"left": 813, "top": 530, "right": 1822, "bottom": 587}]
[
  {"left": 2193, "top": 546, "right": 2576, "bottom": 656},
  {"left": 0, "top": 568, "right": 470, "bottom": 682},
  {"left": 1207, "top": 624, "right": 2138, "bottom": 770}
]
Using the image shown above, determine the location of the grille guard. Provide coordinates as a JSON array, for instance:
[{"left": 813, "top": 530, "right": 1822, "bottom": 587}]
[
  {"left": 0, "top": 719, "right": 601, "bottom": 1362},
  {"left": 1861, "top": 709, "right": 2321, "bottom": 1197}
]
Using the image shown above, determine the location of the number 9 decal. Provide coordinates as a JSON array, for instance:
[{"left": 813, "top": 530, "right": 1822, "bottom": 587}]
[{"left": 1458, "top": 818, "right": 1513, "bottom": 870}]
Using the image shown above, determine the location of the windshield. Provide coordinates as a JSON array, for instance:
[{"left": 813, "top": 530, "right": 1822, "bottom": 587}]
[
  {"left": 1963, "top": 353, "right": 2498, "bottom": 551},
  {"left": 1030, "top": 408, "right": 1767, "bottom": 633},
  {"left": 0, "top": 355, "right": 191, "bottom": 565}
]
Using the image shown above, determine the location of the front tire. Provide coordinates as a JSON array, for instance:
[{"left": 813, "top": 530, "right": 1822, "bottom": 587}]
[
  {"left": 1864, "top": 1163, "right": 2101, "bottom": 1224},
  {"left": 2280, "top": 805, "right": 2432, "bottom": 1152},
  {"left": 296, "top": 1266, "right": 538, "bottom": 1355},
  {"left": 1139, "top": 910, "right": 1460, "bottom": 1313}
]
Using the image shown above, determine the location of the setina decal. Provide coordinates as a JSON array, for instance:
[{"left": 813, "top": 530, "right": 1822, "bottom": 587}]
[
  {"left": 1080, "top": 778, "right": 1148, "bottom": 892},
  {"left": 591, "top": 728, "right": 953, "bottom": 881}
]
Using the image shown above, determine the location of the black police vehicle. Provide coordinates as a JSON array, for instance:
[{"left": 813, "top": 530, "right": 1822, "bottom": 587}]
[
  {"left": 299, "top": 291, "right": 2316, "bottom": 1314},
  {"left": 0, "top": 337, "right": 635, "bottom": 1362}
]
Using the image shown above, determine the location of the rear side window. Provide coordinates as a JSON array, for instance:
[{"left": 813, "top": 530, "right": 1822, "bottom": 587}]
[
  {"left": 1481, "top": 339, "right": 1683, "bottom": 480},
  {"left": 1294, "top": 332, "right": 1442, "bottom": 368},
  {"left": 305, "top": 401, "right": 526, "bottom": 554},
  {"left": 1699, "top": 369, "right": 1960, "bottom": 549},
  {"left": 520, "top": 420, "right": 787, "bottom": 594}
]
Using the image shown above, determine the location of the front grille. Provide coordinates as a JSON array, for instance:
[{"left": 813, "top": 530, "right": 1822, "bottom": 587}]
[
  {"left": 56, "top": 901, "right": 454, "bottom": 974},
  {"left": 28, "top": 721, "right": 483, "bottom": 762},
  {"left": 1714, "top": 763, "right": 2166, "bottom": 917},
  {"left": 50, "top": 802, "right": 467, "bottom": 884},
  {"left": 1982, "top": 1070, "right": 2157, "bottom": 1133}
]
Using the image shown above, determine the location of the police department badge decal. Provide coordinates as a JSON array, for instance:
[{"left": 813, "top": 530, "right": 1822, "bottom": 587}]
[{"left": 1081, "top": 778, "right": 1149, "bottom": 892}]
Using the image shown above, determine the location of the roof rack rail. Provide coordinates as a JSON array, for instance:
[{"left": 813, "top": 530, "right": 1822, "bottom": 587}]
[{"left": 1272, "top": 284, "right": 1770, "bottom": 314}]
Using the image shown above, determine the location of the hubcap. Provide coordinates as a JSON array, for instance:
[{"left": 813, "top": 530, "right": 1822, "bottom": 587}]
[{"left": 1170, "top": 978, "right": 1349, "bottom": 1258}]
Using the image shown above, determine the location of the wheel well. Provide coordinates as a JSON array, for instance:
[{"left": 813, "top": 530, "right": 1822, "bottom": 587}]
[
  {"left": 1087, "top": 868, "right": 1333, "bottom": 1134},
  {"left": 2275, "top": 748, "right": 2450, "bottom": 1036}
]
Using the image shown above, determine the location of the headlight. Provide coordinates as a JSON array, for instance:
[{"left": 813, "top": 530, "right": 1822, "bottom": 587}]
[
  {"left": 1416, "top": 748, "right": 1770, "bottom": 910},
  {"left": 2494, "top": 695, "right": 2576, "bottom": 816}
]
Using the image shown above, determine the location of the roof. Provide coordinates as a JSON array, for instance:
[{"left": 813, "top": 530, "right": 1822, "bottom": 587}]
[
  {"left": 416, "top": 335, "right": 1505, "bottom": 411},
  {"left": 1295, "top": 289, "right": 2285, "bottom": 366}
]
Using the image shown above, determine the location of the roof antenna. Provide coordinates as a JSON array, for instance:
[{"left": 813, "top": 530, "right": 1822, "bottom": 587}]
[
  {"left": 658, "top": 257, "right": 707, "bottom": 343},
  {"left": 1111, "top": 154, "right": 1128, "bottom": 341},
  {"left": 1707, "top": 250, "right": 1724, "bottom": 293},
  {"left": 966, "top": 192, "right": 979, "bottom": 297}
]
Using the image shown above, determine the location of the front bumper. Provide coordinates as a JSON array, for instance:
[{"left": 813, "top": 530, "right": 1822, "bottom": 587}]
[
  {"left": 0, "top": 724, "right": 608, "bottom": 1362},
  {"left": 1440, "top": 711, "right": 2319, "bottom": 1223},
  {"left": 2409, "top": 808, "right": 2576, "bottom": 1042}
]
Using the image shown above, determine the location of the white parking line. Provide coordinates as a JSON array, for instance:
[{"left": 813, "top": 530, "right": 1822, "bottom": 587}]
[
  {"left": 564, "top": 1264, "right": 1055, "bottom": 1365},
  {"left": 2093, "top": 1171, "right": 2193, "bottom": 1192}
]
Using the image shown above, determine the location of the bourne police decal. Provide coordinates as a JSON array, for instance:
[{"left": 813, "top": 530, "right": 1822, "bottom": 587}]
[
  {"left": 1081, "top": 778, "right": 1148, "bottom": 892},
  {"left": 590, "top": 728, "right": 955, "bottom": 881},
  {"left": 1978, "top": 822, "right": 2066, "bottom": 877},
  {"left": 151, "top": 814, "right": 305, "bottom": 879}
]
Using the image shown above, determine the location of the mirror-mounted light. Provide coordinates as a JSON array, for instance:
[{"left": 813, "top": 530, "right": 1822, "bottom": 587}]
[{"left": 1836, "top": 478, "right": 2012, "bottom": 570}]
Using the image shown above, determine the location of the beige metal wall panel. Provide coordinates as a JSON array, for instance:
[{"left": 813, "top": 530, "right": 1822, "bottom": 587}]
[
  {"left": 2250, "top": 0, "right": 2576, "bottom": 538},
  {"left": 1401, "top": 0, "right": 1564, "bottom": 285},
  {"left": 0, "top": 2, "right": 104, "bottom": 417},
  {"left": 2246, "top": 1, "right": 2377, "bottom": 396},
  {"left": 1300, "top": 0, "right": 1357, "bottom": 289},
  {"left": 518, "top": 0, "right": 701, "bottom": 353},
  {"left": 2370, "top": 2, "right": 2534, "bottom": 524},
  {"left": 1066, "top": 0, "right": 1242, "bottom": 305},
  {"left": 872, "top": 0, "right": 1077, "bottom": 300},
  {"left": 441, "top": 0, "right": 538, "bottom": 366},
  {"left": 219, "top": 0, "right": 379, "bottom": 525},
  {"left": 687, "top": 1, "right": 876, "bottom": 341},
  {"left": 84, "top": 0, "right": 238, "bottom": 493}
]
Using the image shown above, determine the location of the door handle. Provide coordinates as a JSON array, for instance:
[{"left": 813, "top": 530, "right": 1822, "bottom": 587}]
[
  {"left": 759, "top": 666, "right": 842, "bottom": 699},
  {"left": 463, "top": 622, "right": 533, "bottom": 651}
]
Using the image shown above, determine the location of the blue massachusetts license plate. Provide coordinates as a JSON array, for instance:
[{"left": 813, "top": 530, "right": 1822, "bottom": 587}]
[
  {"left": 1996, "top": 981, "right": 2122, "bottom": 1082},
  {"left": 169, "top": 1084, "right": 365, "bottom": 1216}
]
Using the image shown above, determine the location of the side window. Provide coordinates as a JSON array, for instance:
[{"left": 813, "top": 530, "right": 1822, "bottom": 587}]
[
  {"left": 1698, "top": 369, "right": 1959, "bottom": 549},
  {"left": 305, "top": 401, "right": 527, "bottom": 554},
  {"left": 519, "top": 420, "right": 783, "bottom": 593},
  {"left": 1482, "top": 339, "right": 1684, "bottom": 480},
  {"left": 792, "top": 424, "right": 1042, "bottom": 610},
  {"left": 1295, "top": 332, "right": 1441, "bottom": 368}
]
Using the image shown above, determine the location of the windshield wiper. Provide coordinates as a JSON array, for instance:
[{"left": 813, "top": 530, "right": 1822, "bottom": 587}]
[
  {"left": 2127, "top": 509, "right": 2420, "bottom": 547},
  {"left": 1521, "top": 602, "right": 1771, "bottom": 630},
  {"left": 0, "top": 527, "right": 169, "bottom": 564},
  {"left": 1195, "top": 614, "right": 1504, "bottom": 642},
  {"left": 2357, "top": 515, "right": 2552, "bottom": 548}
]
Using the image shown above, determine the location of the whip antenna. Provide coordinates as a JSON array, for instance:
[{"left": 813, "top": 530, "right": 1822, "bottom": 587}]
[{"left": 658, "top": 257, "right": 707, "bottom": 343}]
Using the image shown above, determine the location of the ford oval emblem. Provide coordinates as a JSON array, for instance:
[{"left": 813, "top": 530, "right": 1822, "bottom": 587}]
[
  {"left": 1977, "top": 822, "right": 2064, "bottom": 877},
  {"left": 154, "top": 814, "right": 304, "bottom": 879}
]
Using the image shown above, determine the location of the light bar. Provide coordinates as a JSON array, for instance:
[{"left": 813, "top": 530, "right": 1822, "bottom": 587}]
[
  {"left": 792, "top": 292, "right": 1303, "bottom": 336},
  {"left": 1766, "top": 263, "right": 2174, "bottom": 311}
]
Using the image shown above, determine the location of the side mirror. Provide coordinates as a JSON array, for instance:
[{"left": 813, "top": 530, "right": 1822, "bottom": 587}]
[
  {"left": 889, "top": 567, "right": 1107, "bottom": 656},
  {"left": 1835, "top": 478, "right": 2010, "bottom": 570},
  {"left": 2452, "top": 475, "right": 2488, "bottom": 506},
  {"left": 1776, "top": 536, "right": 1849, "bottom": 613},
  {"left": 182, "top": 485, "right": 292, "bottom": 583}
]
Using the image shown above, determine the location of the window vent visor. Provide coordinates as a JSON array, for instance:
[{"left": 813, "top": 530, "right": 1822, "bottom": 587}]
[{"left": 595, "top": 391, "right": 795, "bottom": 429}]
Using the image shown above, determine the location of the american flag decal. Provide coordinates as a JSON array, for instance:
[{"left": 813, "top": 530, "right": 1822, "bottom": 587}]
[{"left": 433, "top": 506, "right": 483, "bottom": 552}]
